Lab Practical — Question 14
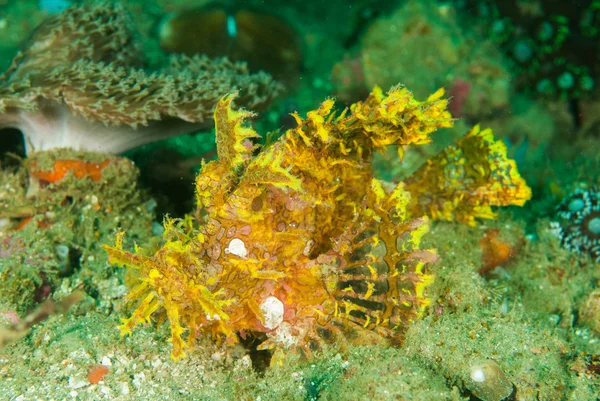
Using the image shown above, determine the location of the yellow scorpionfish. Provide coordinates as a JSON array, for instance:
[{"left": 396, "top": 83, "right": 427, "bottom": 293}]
[{"left": 104, "top": 85, "right": 529, "bottom": 360}]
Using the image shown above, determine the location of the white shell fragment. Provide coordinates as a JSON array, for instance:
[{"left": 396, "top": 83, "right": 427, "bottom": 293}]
[
  {"left": 259, "top": 296, "right": 285, "bottom": 330},
  {"left": 470, "top": 366, "right": 486, "bottom": 383},
  {"left": 225, "top": 238, "right": 247, "bottom": 258},
  {"left": 467, "top": 360, "right": 514, "bottom": 401}
]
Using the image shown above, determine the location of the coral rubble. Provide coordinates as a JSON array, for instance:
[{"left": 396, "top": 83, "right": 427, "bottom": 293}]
[
  {"left": 0, "top": 3, "right": 281, "bottom": 154},
  {"left": 0, "top": 149, "right": 154, "bottom": 314},
  {"left": 105, "top": 85, "right": 530, "bottom": 360}
]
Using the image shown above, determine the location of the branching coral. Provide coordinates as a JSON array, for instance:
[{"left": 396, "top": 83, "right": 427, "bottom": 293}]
[
  {"left": 104, "top": 85, "right": 530, "bottom": 360},
  {"left": 0, "top": 4, "right": 281, "bottom": 154}
]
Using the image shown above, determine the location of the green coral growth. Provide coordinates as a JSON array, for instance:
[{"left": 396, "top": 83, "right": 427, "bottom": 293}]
[{"left": 0, "top": 149, "right": 155, "bottom": 314}]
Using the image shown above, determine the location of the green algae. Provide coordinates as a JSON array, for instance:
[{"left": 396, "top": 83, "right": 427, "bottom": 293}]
[
  {"left": 413, "top": 216, "right": 600, "bottom": 399},
  {"left": 2, "top": 211, "right": 599, "bottom": 400},
  {"left": 0, "top": 312, "right": 460, "bottom": 401}
]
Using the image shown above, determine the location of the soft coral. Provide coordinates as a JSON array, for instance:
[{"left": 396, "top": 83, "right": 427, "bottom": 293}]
[{"left": 0, "top": 4, "right": 281, "bottom": 155}]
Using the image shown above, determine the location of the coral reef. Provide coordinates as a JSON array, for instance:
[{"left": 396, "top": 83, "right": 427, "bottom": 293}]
[
  {"left": 1, "top": 0, "right": 600, "bottom": 399},
  {"left": 331, "top": 0, "right": 511, "bottom": 123},
  {"left": 0, "top": 3, "right": 281, "bottom": 154},
  {"left": 463, "top": 0, "right": 600, "bottom": 100},
  {"left": 330, "top": 0, "right": 566, "bottom": 180},
  {"left": 551, "top": 186, "right": 600, "bottom": 262},
  {"left": 3, "top": 213, "right": 599, "bottom": 399},
  {"left": 0, "top": 149, "right": 155, "bottom": 314},
  {"left": 104, "top": 85, "right": 530, "bottom": 360}
]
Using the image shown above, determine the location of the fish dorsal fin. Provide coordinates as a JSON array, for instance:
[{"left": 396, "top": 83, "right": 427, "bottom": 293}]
[
  {"left": 405, "top": 125, "right": 532, "bottom": 225},
  {"left": 214, "top": 93, "right": 260, "bottom": 172}
]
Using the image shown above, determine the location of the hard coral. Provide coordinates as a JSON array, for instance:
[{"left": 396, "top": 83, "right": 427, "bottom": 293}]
[
  {"left": 0, "top": 4, "right": 281, "bottom": 154},
  {"left": 0, "top": 149, "right": 154, "bottom": 314},
  {"left": 104, "top": 86, "right": 530, "bottom": 360}
]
